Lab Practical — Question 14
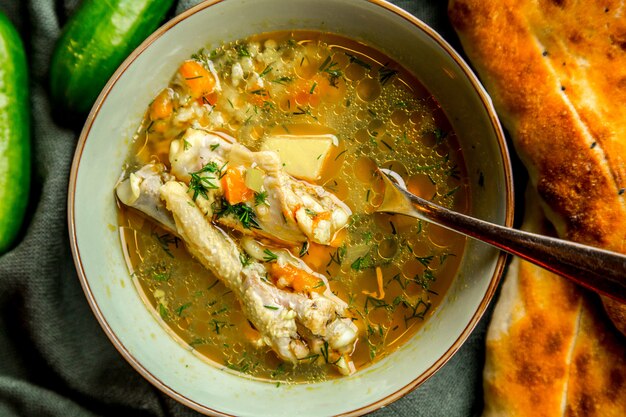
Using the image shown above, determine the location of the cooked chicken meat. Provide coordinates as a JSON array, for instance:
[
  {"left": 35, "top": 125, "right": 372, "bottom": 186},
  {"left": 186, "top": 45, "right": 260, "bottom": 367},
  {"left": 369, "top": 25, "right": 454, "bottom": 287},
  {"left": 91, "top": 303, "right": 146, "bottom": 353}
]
[
  {"left": 158, "top": 181, "right": 357, "bottom": 374},
  {"left": 115, "top": 131, "right": 358, "bottom": 374},
  {"left": 169, "top": 128, "right": 351, "bottom": 245}
]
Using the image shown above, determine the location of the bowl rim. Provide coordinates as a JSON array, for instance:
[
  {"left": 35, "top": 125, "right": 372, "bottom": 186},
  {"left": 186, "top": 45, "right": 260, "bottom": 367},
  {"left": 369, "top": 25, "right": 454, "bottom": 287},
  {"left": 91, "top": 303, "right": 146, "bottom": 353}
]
[{"left": 67, "top": 0, "right": 514, "bottom": 415}]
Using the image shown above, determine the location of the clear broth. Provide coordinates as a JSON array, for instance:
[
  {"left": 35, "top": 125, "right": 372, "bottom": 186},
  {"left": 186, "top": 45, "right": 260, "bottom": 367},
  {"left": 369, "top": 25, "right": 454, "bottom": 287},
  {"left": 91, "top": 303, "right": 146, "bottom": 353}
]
[{"left": 118, "top": 31, "right": 469, "bottom": 383}]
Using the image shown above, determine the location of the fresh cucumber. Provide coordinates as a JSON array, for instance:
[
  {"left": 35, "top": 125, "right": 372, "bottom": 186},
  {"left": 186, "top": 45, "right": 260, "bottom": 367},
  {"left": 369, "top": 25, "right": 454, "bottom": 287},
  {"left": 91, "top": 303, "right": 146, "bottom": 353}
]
[
  {"left": 0, "top": 11, "right": 30, "bottom": 254},
  {"left": 50, "top": 0, "right": 173, "bottom": 115}
]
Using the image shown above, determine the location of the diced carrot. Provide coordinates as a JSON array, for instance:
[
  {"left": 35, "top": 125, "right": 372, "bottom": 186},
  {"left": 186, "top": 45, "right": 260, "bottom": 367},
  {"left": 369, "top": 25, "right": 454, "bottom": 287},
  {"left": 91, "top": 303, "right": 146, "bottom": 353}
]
[
  {"left": 178, "top": 60, "right": 216, "bottom": 99},
  {"left": 269, "top": 263, "right": 325, "bottom": 294},
  {"left": 362, "top": 267, "right": 385, "bottom": 300},
  {"left": 302, "top": 242, "right": 333, "bottom": 270},
  {"left": 293, "top": 269, "right": 325, "bottom": 294},
  {"left": 221, "top": 167, "right": 254, "bottom": 204},
  {"left": 149, "top": 88, "right": 173, "bottom": 120}
]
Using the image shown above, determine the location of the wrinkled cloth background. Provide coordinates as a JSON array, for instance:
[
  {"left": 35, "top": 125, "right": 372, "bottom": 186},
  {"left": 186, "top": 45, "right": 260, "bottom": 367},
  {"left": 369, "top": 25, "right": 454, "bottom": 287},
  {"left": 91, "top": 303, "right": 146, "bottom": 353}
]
[{"left": 0, "top": 1, "right": 494, "bottom": 416}]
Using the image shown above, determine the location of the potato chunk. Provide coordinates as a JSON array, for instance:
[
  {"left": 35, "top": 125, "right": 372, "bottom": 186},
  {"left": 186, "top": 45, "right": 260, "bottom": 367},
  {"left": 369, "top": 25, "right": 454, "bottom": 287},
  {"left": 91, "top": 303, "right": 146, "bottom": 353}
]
[{"left": 261, "top": 134, "right": 336, "bottom": 181}]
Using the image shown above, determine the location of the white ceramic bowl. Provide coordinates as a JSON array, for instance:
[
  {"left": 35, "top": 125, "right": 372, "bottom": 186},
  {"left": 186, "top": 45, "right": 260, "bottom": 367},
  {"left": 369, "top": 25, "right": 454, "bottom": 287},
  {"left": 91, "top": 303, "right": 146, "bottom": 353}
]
[{"left": 68, "top": 0, "right": 513, "bottom": 415}]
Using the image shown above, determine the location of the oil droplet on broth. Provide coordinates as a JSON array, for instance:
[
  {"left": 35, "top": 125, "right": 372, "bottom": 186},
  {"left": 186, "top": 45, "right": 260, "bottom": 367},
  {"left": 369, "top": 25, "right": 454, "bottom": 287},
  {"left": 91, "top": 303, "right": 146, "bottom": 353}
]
[{"left": 356, "top": 77, "right": 382, "bottom": 102}]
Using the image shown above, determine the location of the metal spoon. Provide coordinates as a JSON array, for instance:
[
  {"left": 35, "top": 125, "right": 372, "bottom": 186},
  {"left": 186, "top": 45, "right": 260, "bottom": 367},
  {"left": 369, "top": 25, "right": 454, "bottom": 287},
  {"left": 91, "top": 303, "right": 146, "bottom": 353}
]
[{"left": 376, "top": 169, "right": 626, "bottom": 303}]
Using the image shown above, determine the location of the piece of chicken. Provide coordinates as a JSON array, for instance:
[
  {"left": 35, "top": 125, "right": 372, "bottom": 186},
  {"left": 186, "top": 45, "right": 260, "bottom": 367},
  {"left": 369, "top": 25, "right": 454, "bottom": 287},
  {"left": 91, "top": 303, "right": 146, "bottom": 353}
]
[
  {"left": 169, "top": 128, "right": 351, "bottom": 245},
  {"left": 159, "top": 181, "right": 358, "bottom": 374},
  {"left": 116, "top": 169, "right": 358, "bottom": 375},
  {"left": 115, "top": 163, "right": 176, "bottom": 232}
]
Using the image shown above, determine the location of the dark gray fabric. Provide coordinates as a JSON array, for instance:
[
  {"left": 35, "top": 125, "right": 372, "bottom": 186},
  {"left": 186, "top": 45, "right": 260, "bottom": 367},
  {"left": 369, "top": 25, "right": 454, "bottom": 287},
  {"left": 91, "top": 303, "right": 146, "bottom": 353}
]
[{"left": 0, "top": 0, "right": 491, "bottom": 415}]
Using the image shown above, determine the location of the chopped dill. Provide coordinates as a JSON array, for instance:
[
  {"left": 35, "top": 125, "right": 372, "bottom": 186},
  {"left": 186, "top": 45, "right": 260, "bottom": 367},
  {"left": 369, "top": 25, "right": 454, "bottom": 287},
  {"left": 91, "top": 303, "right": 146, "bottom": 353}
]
[
  {"left": 207, "top": 279, "right": 220, "bottom": 291},
  {"left": 214, "top": 199, "right": 260, "bottom": 229},
  {"left": 389, "top": 220, "right": 397, "bottom": 235},
  {"left": 151, "top": 264, "right": 171, "bottom": 282},
  {"left": 364, "top": 296, "right": 391, "bottom": 314},
  {"left": 345, "top": 52, "right": 372, "bottom": 69},
  {"left": 152, "top": 231, "right": 180, "bottom": 258},
  {"left": 299, "top": 241, "right": 310, "bottom": 257},
  {"left": 272, "top": 76, "right": 292, "bottom": 85},
  {"left": 415, "top": 255, "right": 434, "bottom": 267},
  {"left": 351, "top": 252, "right": 377, "bottom": 271},
  {"left": 380, "top": 139, "right": 393, "bottom": 150},
  {"left": 320, "top": 341, "right": 330, "bottom": 363},
  {"left": 318, "top": 55, "right": 343, "bottom": 87},
  {"left": 175, "top": 302, "right": 192, "bottom": 316},
  {"left": 433, "top": 128, "right": 448, "bottom": 145},
  {"left": 158, "top": 303, "right": 169, "bottom": 320},
  {"left": 259, "top": 64, "right": 273, "bottom": 77},
  {"left": 442, "top": 185, "right": 460, "bottom": 198},
  {"left": 235, "top": 44, "right": 251, "bottom": 57},
  {"left": 211, "top": 319, "right": 229, "bottom": 334},
  {"left": 263, "top": 249, "right": 278, "bottom": 262},
  {"left": 254, "top": 191, "right": 269, "bottom": 206},
  {"left": 379, "top": 63, "right": 398, "bottom": 85},
  {"left": 334, "top": 149, "right": 347, "bottom": 160},
  {"left": 188, "top": 162, "right": 220, "bottom": 201},
  {"left": 327, "top": 244, "right": 347, "bottom": 266},
  {"left": 239, "top": 252, "right": 252, "bottom": 267}
]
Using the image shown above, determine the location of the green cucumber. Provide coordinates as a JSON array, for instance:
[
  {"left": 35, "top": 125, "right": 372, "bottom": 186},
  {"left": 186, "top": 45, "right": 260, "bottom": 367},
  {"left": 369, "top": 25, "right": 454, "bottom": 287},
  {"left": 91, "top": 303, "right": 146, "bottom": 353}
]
[
  {"left": 50, "top": 0, "right": 173, "bottom": 115},
  {"left": 0, "top": 11, "right": 30, "bottom": 254}
]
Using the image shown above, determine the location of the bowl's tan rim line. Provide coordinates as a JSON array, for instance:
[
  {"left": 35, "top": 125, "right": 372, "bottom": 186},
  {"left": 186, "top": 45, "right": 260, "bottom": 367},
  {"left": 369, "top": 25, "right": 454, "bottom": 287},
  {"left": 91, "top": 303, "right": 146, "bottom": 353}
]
[{"left": 67, "top": 1, "right": 514, "bottom": 416}]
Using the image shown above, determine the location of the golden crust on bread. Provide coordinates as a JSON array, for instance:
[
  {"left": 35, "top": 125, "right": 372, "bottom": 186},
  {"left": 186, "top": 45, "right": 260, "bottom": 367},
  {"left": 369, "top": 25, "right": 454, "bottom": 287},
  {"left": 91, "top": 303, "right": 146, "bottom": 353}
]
[
  {"left": 448, "top": 0, "right": 626, "bottom": 250},
  {"left": 448, "top": 0, "right": 626, "bottom": 333},
  {"left": 483, "top": 190, "right": 626, "bottom": 417}
]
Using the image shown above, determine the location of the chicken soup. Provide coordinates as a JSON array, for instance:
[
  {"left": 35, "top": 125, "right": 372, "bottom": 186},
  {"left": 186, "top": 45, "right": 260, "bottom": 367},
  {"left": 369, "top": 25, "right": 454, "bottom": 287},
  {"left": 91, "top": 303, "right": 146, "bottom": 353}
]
[{"left": 116, "top": 31, "right": 468, "bottom": 383}]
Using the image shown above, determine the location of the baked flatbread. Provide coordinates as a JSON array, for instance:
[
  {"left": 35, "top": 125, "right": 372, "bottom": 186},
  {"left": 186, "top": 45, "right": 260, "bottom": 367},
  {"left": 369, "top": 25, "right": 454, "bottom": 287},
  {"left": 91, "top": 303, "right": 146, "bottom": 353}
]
[
  {"left": 483, "top": 189, "right": 626, "bottom": 416},
  {"left": 448, "top": 0, "right": 626, "bottom": 334}
]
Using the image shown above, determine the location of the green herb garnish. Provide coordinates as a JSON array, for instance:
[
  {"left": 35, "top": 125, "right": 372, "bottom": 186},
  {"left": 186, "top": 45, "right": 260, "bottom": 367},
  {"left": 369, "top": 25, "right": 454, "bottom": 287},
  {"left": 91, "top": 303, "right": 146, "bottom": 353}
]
[
  {"left": 318, "top": 55, "right": 343, "bottom": 87},
  {"left": 415, "top": 255, "right": 434, "bottom": 267},
  {"left": 152, "top": 231, "right": 180, "bottom": 258},
  {"left": 254, "top": 191, "right": 269, "bottom": 206},
  {"left": 215, "top": 199, "right": 260, "bottom": 229},
  {"left": 259, "top": 64, "right": 273, "bottom": 77},
  {"left": 327, "top": 244, "right": 346, "bottom": 266},
  {"left": 263, "top": 249, "right": 278, "bottom": 262},
  {"left": 188, "top": 162, "right": 220, "bottom": 201},
  {"left": 175, "top": 302, "right": 192, "bottom": 316},
  {"left": 239, "top": 252, "right": 252, "bottom": 267},
  {"left": 271, "top": 76, "right": 292, "bottom": 85},
  {"left": 236, "top": 44, "right": 251, "bottom": 57},
  {"left": 299, "top": 241, "right": 310, "bottom": 257},
  {"left": 346, "top": 53, "right": 372, "bottom": 69},
  {"left": 379, "top": 63, "right": 398, "bottom": 85},
  {"left": 351, "top": 253, "right": 376, "bottom": 271},
  {"left": 158, "top": 303, "right": 169, "bottom": 320}
]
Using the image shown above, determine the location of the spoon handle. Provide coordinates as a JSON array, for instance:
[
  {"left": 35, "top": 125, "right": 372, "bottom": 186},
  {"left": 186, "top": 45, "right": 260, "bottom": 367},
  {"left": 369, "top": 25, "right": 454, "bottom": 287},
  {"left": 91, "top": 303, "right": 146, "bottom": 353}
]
[{"left": 398, "top": 188, "right": 626, "bottom": 303}]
